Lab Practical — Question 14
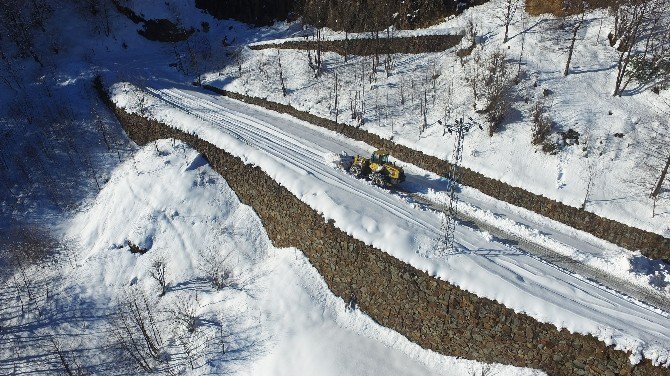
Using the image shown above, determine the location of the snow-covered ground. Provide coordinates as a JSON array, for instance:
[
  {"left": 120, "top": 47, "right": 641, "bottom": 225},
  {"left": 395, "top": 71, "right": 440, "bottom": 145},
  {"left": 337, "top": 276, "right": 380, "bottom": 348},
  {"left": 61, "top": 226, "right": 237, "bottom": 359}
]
[
  {"left": 109, "top": 81, "right": 670, "bottom": 366},
  {"left": 3, "top": 0, "right": 669, "bottom": 372},
  {"left": 205, "top": 0, "right": 670, "bottom": 239},
  {"left": 1, "top": 140, "right": 543, "bottom": 375}
]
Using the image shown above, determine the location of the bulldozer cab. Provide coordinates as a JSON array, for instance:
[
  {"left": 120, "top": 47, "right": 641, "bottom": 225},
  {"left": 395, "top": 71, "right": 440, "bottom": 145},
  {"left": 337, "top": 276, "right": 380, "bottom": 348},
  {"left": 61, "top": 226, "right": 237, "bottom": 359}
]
[{"left": 372, "top": 150, "right": 390, "bottom": 165}]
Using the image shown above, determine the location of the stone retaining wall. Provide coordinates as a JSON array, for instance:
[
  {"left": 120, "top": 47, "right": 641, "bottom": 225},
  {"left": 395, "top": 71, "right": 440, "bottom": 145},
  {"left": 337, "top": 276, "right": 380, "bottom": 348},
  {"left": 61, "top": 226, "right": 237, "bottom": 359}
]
[
  {"left": 96, "top": 78, "right": 667, "bottom": 375},
  {"left": 250, "top": 34, "right": 464, "bottom": 56},
  {"left": 200, "top": 84, "right": 670, "bottom": 261}
]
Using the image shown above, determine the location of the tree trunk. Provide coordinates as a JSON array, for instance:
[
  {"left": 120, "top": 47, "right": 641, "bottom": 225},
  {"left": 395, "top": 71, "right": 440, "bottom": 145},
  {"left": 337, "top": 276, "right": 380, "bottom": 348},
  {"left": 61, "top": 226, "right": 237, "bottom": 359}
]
[
  {"left": 503, "top": 0, "right": 514, "bottom": 43},
  {"left": 651, "top": 152, "right": 670, "bottom": 198},
  {"left": 564, "top": 15, "right": 584, "bottom": 76}
]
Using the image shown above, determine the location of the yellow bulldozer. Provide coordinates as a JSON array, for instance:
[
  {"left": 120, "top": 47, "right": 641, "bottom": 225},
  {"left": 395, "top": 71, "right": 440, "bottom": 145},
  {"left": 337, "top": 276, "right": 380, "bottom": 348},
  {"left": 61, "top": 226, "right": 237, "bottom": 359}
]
[{"left": 340, "top": 149, "right": 405, "bottom": 188}]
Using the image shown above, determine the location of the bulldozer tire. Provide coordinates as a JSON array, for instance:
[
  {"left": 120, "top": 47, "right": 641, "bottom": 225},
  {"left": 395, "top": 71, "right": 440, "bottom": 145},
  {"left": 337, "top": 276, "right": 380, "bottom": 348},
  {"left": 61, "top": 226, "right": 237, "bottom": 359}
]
[
  {"left": 349, "top": 165, "right": 363, "bottom": 177},
  {"left": 370, "top": 172, "right": 388, "bottom": 187}
]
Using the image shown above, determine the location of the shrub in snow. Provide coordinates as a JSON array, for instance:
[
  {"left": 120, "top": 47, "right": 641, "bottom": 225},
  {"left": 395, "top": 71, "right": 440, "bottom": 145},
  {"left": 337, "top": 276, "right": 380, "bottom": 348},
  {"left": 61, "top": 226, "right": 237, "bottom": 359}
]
[
  {"left": 479, "top": 50, "right": 515, "bottom": 136},
  {"left": 628, "top": 55, "right": 670, "bottom": 91},
  {"left": 198, "top": 246, "right": 235, "bottom": 291},
  {"left": 543, "top": 133, "right": 562, "bottom": 155},
  {"left": 561, "top": 129, "right": 581, "bottom": 146},
  {"left": 171, "top": 297, "right": 199, "bottom": 334},
  {"left": 531, "top": 100, "right": 552, "bottom": 148}
]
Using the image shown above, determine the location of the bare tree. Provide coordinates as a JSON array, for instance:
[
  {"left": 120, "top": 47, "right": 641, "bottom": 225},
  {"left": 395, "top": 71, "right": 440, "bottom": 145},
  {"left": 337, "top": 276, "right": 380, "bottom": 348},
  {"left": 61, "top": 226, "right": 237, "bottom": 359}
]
[
  {"left": 198, "top": 246, "right": 233, "bottom": 291},
  {"left": 479, "top": 50, "right": 515, "bottom": 136},
  {"left": 442, "top": 74, "right": 455, "bottom": 137},
  {"left": 499, "top": 0, "right": 520, "bottom": 43},
  {"left": 384, "top": 26, "right": 394, "bottom": 77},
  {"left": 344, "top": 31, "right": 349, "bottom": 61},
  {"left": 465, "top": 47, "right": 484, "bottom": 109},
  {"left": 277, "top": 49, "right": 287, "bottom": 97},
  {"left": 333, "top": 71, "right": 340, "bottom": 123},
  {"left": 646, "top": 117, "right": 670, "bottom": 216},
  {"left": 228, "top": 46, "right": 245, "bottom": 78},
  {"left": 517, "top": 12, "right": 527, "bottom": 77},
  {"left": 149, "top": 258, "right": 168, "bottom": 297},
  {"left": 0, "top": 0, "right": 53, "bottom": 63},
  {"left": 651, "top": 153, "right": 670, "bottom": 215},
  {"left": 564, "top": 2, "right": 587, "bottom": 76},
  {"left": 420, "top": 89, "right": 429, "bottom": 135},
  {"left": 531, "top": 100, "right": 553, "bottom": 147},
  {"left": 609, "top": 0, "right": 669, "bottom": 95},
  {"left": 111, "top": 292, "right": 165, "bottom": 372},
  {"left": 49, "top": 336, "right": 87, "bottom": 376},
  {"left": 580, "top": 129, "right": 602, "bottom": 210},
  {"left": 171, "top": 297, "right": 199, "bottom": 334},
  {"left": 308, "top": 28, "right": 324, "bottom": 77},
  {"left": 458, "top": 19, "right": 478, "bottom": 66}
]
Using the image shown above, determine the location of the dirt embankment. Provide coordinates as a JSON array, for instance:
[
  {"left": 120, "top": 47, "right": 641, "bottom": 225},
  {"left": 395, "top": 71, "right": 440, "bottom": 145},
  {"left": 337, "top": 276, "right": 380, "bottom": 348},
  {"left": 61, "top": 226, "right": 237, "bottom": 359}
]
[
  {"left": 526, "top": 0, "right": 617, "bottom": 16},
  {"left": 250, "top": 34, "right": 464, "bottom": 56}
]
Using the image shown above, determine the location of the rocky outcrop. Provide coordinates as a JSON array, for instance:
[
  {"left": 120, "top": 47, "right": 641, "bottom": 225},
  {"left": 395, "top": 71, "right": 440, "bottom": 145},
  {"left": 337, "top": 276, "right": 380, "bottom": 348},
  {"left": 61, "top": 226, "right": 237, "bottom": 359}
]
[{"left": 113, "top": 1, "right": 195, "bottom": 42}]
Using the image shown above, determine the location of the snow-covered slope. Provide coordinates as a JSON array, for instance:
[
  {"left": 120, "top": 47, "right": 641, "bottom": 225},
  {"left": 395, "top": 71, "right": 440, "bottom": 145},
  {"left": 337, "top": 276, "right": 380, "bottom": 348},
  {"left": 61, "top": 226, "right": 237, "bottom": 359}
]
[{"left": 33, "top": 140, "right": 538, "bottom": 375}]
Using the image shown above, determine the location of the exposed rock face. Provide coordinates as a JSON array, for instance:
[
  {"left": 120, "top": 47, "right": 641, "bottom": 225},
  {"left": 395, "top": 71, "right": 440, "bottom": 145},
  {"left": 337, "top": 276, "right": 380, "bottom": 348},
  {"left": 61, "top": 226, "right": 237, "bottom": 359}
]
[{"left": 196, "top": 0, "right": 489, "bottom": 31}]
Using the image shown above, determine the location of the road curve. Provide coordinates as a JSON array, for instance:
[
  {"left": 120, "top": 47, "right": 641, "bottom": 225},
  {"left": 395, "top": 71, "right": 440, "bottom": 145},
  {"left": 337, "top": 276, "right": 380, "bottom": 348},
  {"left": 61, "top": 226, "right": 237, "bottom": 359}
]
[{"left": 132, "top": 83, "right": 670, "bottom": 365}]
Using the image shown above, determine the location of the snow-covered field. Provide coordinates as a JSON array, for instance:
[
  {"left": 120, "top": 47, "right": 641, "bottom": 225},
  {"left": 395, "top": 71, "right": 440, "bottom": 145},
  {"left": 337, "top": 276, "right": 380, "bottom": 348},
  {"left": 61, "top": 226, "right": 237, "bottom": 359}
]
[
  {"left": 109, "top": 81, "right": 670, "bottom": 366},
  {"left": 205, "top": 0, "right": 670, "bottom": 239},
  {"left": 1, "top": 140, "right": 543, "bottom": 375}
]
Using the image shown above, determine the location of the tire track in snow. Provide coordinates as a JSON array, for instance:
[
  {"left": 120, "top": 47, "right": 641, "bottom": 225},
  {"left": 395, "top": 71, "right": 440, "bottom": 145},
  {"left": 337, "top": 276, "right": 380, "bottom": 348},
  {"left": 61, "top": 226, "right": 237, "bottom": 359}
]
[{"left": 152, "top": 88, "right": 437, "bottom": 237}]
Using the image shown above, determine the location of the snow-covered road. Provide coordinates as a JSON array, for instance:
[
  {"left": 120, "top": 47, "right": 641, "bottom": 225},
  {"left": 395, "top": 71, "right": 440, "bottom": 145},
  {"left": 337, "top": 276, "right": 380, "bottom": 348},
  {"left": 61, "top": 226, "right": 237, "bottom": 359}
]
[{"left": 112, "top": 82, "right": 670, "bottom": 366}]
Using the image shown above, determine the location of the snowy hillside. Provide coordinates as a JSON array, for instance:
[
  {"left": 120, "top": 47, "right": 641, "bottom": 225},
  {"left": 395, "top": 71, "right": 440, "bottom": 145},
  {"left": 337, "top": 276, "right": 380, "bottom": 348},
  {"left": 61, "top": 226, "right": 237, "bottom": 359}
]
[
  {"left": 205, "top": 0, "right": 670, "bottom": 238},
  {"left": 2, "top": 0, "right": 669, "bottom": 373}
]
